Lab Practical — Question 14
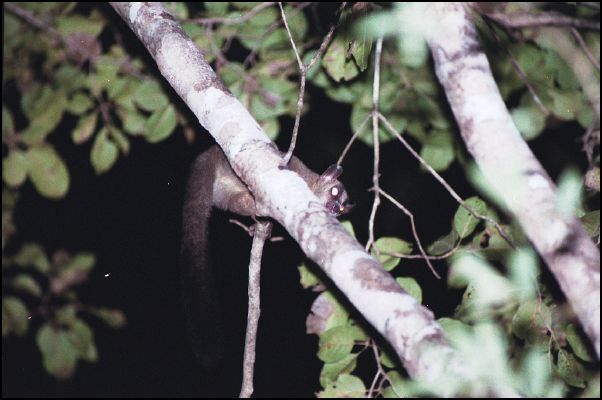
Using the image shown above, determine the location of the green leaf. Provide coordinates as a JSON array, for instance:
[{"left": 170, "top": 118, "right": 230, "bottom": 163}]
[
  {"left": 3, "top": 106, "right": 15, "bottom": 138},
  {"left": 306, "top": 292, "right": 349, "bottom": 335},
  {"left": 437, "top": 317, "right": 471, "bottom": 347},
  {"left": 397, "top": 30, "right": 428, "bottom": 69},
  {"left": 165, "top": 2, "right": 189, "bottom": 19},
  {"left": 346, "top": 320, "right": 367, "bottom": 342},
  {"left": 298, "top": 263, "right": 320, "bottom": 289},
  {"left": 453, "top": 323, "right": 513, "bottom": 388},
  {"left": 108, "top": 77, "right": 139, "bottom": 105},
  {"left": 4, "top": 13, "right": 20, "bottom": 38},
  {"left": 219, "top": 62, "right": 246, "bottom": 88},
  {"left": 95, "top": 55, "right": 120, "bottom": 87},
  {"left": 109, "top": 127, "right": 130, "bottom": 155},
  {"left": 516, "top": 44, "right": 546, "bottom": 74},
  {"left": 55, "top": 65, "right": 88, "bottom": 94},
  {"left": 91, "top": 128, "right": 119, "bottom": 174},
  {"left": 323, "top": 36, "right": 360, "bottom": 82},
  {"left": 134, "top": 80, "right": 169, "bottom": 112},
  {"left": 449, "top": 254, "right": 514, "bottom": 308},
  {"left": 259, "top": 118, "right": 280, "bottom": 140},
  {"left": 11, "top": 274, "right": 42, "bottom": 297},
  {"left": 68, "top": 319, "right": 98, "bottom": 362},
  {"left": 420, "top": 131, "right": 455, "bottom": 172},
  {"left": 550, "top": 89, "right": 581, "bottom": 121},
  {"left": 371, "top": 237, "right": 412, "bottom": 271},
  {"left": 121, "top": 109, "right": 147, "bottom": 136},
  {"left": 248, "top": 7, "right": 279, "bottom": 28},
  {"left": 26, "top": 145, "right": 70, "bottom": 199},
  {"left": 341, "top": 220, "right": 356, "bottom": 238},
  {"left": 428, "top": 230, "right": 458, "bottom": 255},
  {"left": 511, "top": 106, "right": 546, "bottom": 140},
  {"left": 91, "top": 308, "right": 127, "bottom": 329},
  {"left": 453, "top": 196, "right": 486, "bottom": 239},
  {"left": 349, "top": 34, "right": 372, "bottom": 72},
  {"left": 70, "top": 253, "right": 96, "bottom": 270},
  {"left": 56, "top": 15, "right": 104, "bottom": 37},
  {"left": 471, "top": 227, "right": 514, "bottom": 261},
  {"left": 511, "top": 299, "right": 552, "bottom": 344},
  {"left": 204, "top": 2, "right": 230, "bottom": 16},
  {"left": 144, "top": 104, "right": 177, "bottom": 143},
  {"left": 3, "top": 150, "right": 29, "bottom": 187},
  {"left": 55, "top": 305, "right": 77, "bottom": 325},
  {"left": 556, "top": 350, "right": 586, "bottom": 388},
  {"left": 2, "top": 297, "right": 29, "bottom": 337},
  {"left": 320, "top": 354, "right": 359, "bottom": 389},
  {"left": 67, "top": 92, "right": 94, "bottom": 115},
  {"left": 382, "top": 370, "right": 413, "bottom": 398},
  {"left": 566, "top": 324, "right": 594, "bottom": 362},
  {"left": 580, "top": 210, "right": 600, "bottom": 238},
  {"left": 36, "top": 324, "right": 77, "bottom": 379},
  {"left": 519, "top": 346, "right": 553, "bottom": 397},
  {"left": 544, "top": 50, "right": 579, "bottom": 90},
  {"left": 13, "top": 243, "right": 50, "bottom": 273},
  {"left": 556, "top": 168, "right": 583, "bottom": 217},
  {"left": 396, "top": 277, "right": 422, "bottom": 303},
  {"left": 506, "top": 247, "right": 539, "bottom": 301},
  {"left": 72, "top": 112, "right": 98, "bottom": 144},
  {"left": 50, "top": 253, "right": 95, "bottom": 294},
  {"left": 322, "top": 78, "right": 363, "bottom": 104},
  {"left": 318, "top": 326, "right": 355, "bottom": 363},
  {"left": 352, "top": 106, "right": 405, "bottom": 146},
  {"left": 232, "top": 2, "right": 263, "bottom": 11},
  {"left": 319, "top": 374, "right": 366, "bottom": 398},
  {"left": 21, "top": 89, "right": 68, "bottom": 145}
]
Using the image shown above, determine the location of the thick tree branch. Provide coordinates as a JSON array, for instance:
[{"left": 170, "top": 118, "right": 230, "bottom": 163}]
[
  {"left": 109, "top": 2, "right": 519, "bottom": 396},
  {"left": 421, "top": 2, "right": 600, "bottom": 358}
]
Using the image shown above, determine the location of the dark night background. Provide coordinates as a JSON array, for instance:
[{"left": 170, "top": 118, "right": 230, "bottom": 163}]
[{"left": 1, "top": 4, "right": 591, "bottom": 398}]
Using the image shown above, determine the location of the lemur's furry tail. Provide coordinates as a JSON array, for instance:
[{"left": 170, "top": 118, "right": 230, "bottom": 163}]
[{"left": 180, "top": 150, "right": 224, "bottom": 368}]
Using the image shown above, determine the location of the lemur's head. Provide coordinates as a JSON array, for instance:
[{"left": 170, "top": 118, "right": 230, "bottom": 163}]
[{"left": 313, "top": 165, "right": 353, "bottom": 217}]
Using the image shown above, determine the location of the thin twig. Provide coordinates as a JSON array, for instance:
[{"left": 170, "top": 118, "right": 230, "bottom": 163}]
[
  {"left": 384, "top": 241, "right": 462, "bottom": 261},
  {"left": 571, "top": 27, "right": 600, "bottom": 70},
  {"left": 483, "top": 18, "right": 550, "bottom": 116},
  {"left": 370, "top": 341, "right": 402, "bottom": 398},
  {"left": 377, "top": 188, "right": 441, "bottom": 279},
  {"left": 279, "top": 3, "right": 342, "bottom": 165},
  {"left": 279, "top": 2, "right": 304, "bottom": 165},
  {"left": 239, "top": 221, "right": 271, "bottom": 398},
  {"left": 229, "top": 218, "right": 284, "bottom": 242},
  {"left": 279, "top": 2, "right": 304, "bottom": 69},
  {"left": 366, "top": 37, "right": 384, "bottom": 252},
  {"left": 367, "top": 342, "right": 384, "bottom": 397},
  {"left": 4, "top": 2, "right": 63, "bottom": 44},
  {"left": 111, "top": 29, "right": 146, "bottom": 79},
  {"left": 243, "top": 2, "right": 313, "bottom": 67},
  {"left": 378, "top": 113, "right": 516, "bottom": 249},
  {"left": 305, "top": 8, "right": 340, "bottom": 71},
  {"left": 337, "top": 114, "right": 371, "bottom": 165}
]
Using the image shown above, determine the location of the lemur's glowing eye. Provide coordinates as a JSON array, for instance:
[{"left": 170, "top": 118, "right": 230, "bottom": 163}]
[{"left": 331, "top": 187, "right": 339, "bottom": 197}]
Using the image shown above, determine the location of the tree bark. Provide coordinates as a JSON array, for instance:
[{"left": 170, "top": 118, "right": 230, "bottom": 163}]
[{"left": 423, "top": 2, "right": 600, "bottom": 358}]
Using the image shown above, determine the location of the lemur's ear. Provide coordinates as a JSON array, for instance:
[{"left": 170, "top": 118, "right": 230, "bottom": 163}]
[{"left": 319, "top": 165, "right": 343, "bottom": 184}]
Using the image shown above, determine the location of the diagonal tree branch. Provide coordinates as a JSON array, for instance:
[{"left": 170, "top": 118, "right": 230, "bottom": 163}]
[
  {"left": 420, "top": 2, "right": 600, "bottom": 358},
  {"left": 109, "top": 2, "right": 518, "bottom": 396}
]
